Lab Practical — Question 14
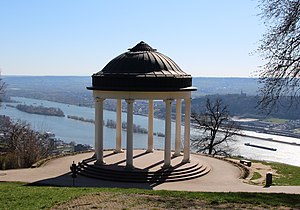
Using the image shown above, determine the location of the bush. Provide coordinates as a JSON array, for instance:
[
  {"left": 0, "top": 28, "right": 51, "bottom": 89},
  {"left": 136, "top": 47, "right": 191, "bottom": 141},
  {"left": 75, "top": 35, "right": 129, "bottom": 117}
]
[{"left": 0, "top": 153, "right": 19, "bottom": 169}]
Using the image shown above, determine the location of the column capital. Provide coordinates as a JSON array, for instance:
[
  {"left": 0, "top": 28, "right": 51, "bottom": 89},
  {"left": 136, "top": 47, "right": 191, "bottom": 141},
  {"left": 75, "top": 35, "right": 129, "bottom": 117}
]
[
  {"left": 164, "top": 98, "right": 174, "bottom": 103},
  {"left": 125, "top": 99, "right": 135, "bottom": 103},
  {"left": 95, "top": 97, "right": 105, "bottom": 102}
]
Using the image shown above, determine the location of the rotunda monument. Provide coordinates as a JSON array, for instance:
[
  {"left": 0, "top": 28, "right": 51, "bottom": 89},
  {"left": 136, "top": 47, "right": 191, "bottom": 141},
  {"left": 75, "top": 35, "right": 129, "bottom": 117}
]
[{"left": 87, "top": 41, "right": 197, "bottom": 169}]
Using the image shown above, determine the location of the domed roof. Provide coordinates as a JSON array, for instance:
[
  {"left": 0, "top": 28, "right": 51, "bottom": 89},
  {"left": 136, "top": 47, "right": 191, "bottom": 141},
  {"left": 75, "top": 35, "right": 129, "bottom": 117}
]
[{"left": 88, "top": 41, "right": 196, "bottom": 91}]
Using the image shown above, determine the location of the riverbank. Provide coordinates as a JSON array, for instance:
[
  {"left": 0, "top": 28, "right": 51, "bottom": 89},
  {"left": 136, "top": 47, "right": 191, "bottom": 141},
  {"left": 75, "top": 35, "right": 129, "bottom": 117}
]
[
  {"left": 15, "top": 104, "right": 65, "bottom": 117},
  {"left": 6, "top": 96, "right": 300, "bottom": 140},
  {"left": 239, "top": 131, "right": 300, "bottom": 146},
  {"left": 1, "top": 97, "right": 300, "bottom": 167},
  {"left": 241, "top": 130, "right": 300, "bottom": 145}
]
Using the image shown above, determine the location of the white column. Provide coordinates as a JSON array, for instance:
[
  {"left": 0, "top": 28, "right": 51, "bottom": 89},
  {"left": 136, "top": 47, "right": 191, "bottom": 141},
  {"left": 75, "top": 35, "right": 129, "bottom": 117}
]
[
  {"left": 126, "top": 99, "right": 134, "bottom": 168},
  {"left": 173, "top": 99, "right": 182, "bottom": 156},
  {"left": 183, "top": 98, "right": 191, "bottom": 163},
  {"left": 95, "top": 98, "right": 105, "bottom": 165},
  {"left": 147, "top": 99, "right": 154, "bottom": 152},
  {"left": 163, "top": 99, "right": 173, "bottom": 168},
  {"left": 115, "top": 99, "right": 123, "bottom": 153}
]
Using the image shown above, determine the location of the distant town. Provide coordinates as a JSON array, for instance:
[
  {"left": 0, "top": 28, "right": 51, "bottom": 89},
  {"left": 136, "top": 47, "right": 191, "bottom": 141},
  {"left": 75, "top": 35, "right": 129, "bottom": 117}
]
[
  {"left": 0, "top": 115, "right": 92, "bottom": 169},
  {"left": 41, "top": 132, "right": 92, "bottom": 155},
  {"left": 2, "top": 76, "right": 300, "bottom": 142},
  {"left": 3, "top": 94, "right": 300, "bottom": 141},
  {"left": 1, "top": 76, "right": 300, "bottom": 171}
]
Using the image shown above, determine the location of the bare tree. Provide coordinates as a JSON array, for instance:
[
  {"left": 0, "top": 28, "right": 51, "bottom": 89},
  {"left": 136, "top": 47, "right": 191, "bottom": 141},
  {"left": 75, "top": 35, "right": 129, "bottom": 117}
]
[
  {"left": 0, "top": 70, "right": 6, "bottom": 103},
  {"left": 191, "top": 98, "right": 240, "bottom": 156},
  {"left": 0, "top": 117, "right": 51, "bottom": 169},
  {"left": 257, "top": 0, "right": 300, "bottom": 110}
]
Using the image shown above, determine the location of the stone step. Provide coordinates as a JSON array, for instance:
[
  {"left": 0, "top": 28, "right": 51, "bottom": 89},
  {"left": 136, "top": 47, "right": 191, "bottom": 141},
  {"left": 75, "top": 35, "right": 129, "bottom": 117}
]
[
  {"left": 79, "top": 163, "right": 201, "bottom": 179},
  {"left": 80, "top": 160, "right": 201, "bottom": 176},
  {"left": 78, "top": 166, "right": 210, "bottom": 183},
  {"left": 78, "top": 161, "right": 210, "bottom": 183}
]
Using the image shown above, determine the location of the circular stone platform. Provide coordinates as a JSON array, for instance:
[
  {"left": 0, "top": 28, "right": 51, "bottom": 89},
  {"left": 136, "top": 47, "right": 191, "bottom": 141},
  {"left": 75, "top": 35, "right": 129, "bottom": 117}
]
[{"left": 78, "top": 150, "right": 211, "bottom": 183}]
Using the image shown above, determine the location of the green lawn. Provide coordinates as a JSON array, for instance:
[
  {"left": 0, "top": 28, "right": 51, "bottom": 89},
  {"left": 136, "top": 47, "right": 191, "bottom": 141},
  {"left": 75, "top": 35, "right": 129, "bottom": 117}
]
[
  {"left": 1, "top": 182, "right": 300, "bottom": 209},
  {"left": 251, "top": 171, "right": 262, "bottom": 180},
  {"left": 265, "top": 162, "right": 300, "bottom": 185},
  {"left": 235, "top": 158, "right": 300, "bottom": 186},
  {"left": 1, "top": 160, "right": 300, "bottom": 209}
]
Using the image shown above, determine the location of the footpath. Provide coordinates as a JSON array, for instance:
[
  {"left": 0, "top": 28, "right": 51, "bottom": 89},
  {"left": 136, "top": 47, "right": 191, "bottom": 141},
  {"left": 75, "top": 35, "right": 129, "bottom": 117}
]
[{"left": 0, "top": 151, "right": 299, "bottom": 194}]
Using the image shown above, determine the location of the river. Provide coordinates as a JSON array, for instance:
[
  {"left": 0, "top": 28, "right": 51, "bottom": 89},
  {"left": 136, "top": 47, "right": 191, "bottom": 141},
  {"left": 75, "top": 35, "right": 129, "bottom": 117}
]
[{"left": 0, "top": 97, "right": 299, "bottom": 167}]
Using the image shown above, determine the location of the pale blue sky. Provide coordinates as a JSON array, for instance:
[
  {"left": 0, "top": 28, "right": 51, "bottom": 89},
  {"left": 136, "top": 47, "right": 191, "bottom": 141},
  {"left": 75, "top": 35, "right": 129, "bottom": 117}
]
[{"left": 0, "top": 0, "right": 264, "bottom": 77}]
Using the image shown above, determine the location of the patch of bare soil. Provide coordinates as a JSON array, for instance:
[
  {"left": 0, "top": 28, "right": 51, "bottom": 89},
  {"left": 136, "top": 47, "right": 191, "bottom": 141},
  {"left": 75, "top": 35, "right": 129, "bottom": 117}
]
[
  {"left": 51, "top": 192, "right": 289, "bottom": 210},
  {"left": 226, "top": 158, "right": 279, "bottom": 186},
  {"left": 244, "top": 162, "right": 278, "bottom": 186}
]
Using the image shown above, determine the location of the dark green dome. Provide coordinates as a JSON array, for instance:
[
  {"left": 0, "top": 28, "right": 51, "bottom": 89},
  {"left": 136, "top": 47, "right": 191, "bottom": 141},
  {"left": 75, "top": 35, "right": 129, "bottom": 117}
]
[{"left": 88, "top": 41, "right": 195, "bottom": 91}]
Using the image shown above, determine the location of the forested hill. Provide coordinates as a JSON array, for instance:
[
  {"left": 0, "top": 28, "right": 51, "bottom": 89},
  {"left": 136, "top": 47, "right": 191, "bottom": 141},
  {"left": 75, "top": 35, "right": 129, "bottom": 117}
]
[
  {"left": 3, "top": 76, "right": 259, "bottom": 97},
  {"left": 2, "top": 76, "right": 259, "bottom": 107},
  {"left": 192, "top": 94, "right": 300, "bottom": 120},
  {"left": 3, "top": 76, "right": 298, "bottom": 119},
  {"left": 3, "top": 76, "right": 93, "bottom": 107},
  {"left": 192, "top": 77, "right": 259, "bottom": 96}
]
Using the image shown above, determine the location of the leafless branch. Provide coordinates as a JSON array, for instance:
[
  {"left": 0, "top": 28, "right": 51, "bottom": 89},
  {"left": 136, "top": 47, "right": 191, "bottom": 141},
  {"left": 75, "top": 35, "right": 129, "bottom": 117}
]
[
  {"left": 191, "top": 98, "right": 240, "bottom": 156},
  {"left": 257, "top": 0, "right": 300, "bottom": 110}
]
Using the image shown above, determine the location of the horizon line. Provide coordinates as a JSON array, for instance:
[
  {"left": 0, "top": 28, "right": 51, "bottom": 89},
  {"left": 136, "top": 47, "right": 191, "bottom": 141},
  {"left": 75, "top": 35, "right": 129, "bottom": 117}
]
[{"left": 2, "top": 74, "right": 259, "bottom": 79}]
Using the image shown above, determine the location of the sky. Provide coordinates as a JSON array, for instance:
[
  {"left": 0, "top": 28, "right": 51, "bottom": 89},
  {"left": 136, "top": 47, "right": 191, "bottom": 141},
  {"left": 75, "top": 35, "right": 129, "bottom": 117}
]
[{"left": 0, "top": 0, "right": 265, "bottom": 77}]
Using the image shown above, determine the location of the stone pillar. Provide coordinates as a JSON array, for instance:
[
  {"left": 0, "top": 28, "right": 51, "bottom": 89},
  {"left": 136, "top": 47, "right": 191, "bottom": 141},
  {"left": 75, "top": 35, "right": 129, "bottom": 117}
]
[
  {"left": 125, "top": 99, "right": 134, "bottom": 168},
  {"left": 95, "top": 98, "right": 105, "bottom": 165},
  {"left": 183, "top": 98, "right": 191, "bottom": 163},
  {"left": 115, "top": 99, "right": 123, "bottom": 153},
  {"left": 163, "top": 99, "right": 173, "bottom": 168},
  {"left": 147, "top": 99, "right": 154, "bottom": 152},
  {"left": 173, "top": 99, "right": 182, "bottom": 157}
]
